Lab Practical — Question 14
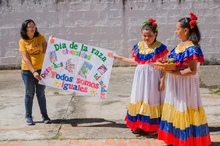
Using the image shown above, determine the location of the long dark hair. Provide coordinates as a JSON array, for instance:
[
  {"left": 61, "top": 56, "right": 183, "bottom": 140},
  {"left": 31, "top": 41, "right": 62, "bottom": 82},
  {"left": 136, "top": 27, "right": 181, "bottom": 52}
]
[
  {"left": 20, "top": 19, "right": 39, "bottom": 40},
  {"left": 178, "top": 17, "right": 201, "bottom": 46}
]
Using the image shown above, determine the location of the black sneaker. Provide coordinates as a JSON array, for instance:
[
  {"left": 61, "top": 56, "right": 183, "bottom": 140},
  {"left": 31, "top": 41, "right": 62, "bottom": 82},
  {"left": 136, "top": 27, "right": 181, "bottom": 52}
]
[
  {"left": 42, "top": 115, "right": 51, "bottom": 124},
  {"left": 25, "top": 116, "right": 34, "bottom": 125}
]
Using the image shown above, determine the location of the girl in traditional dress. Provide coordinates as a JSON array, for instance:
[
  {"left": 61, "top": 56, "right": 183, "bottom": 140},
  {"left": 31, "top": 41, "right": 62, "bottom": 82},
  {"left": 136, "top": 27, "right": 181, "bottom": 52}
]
[
  {"left": 114, "top": 18, "right": 168, "bottom": 134},
  {"left": 158, "top": 12, "right": 211, "bottom": 146}
]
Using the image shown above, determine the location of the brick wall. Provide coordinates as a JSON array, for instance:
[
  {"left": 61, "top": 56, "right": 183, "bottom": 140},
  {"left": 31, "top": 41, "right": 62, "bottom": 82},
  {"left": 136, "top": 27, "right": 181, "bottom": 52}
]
[{"left": 0, "top": 0, "right": 220, "bottom": 68}]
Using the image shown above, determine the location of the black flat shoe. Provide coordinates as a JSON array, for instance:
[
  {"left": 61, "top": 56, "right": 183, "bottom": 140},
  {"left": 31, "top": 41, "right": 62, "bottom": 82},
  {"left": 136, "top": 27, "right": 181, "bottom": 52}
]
[{"left": 132, "top": 129, "right": 141, "bottom": 134}]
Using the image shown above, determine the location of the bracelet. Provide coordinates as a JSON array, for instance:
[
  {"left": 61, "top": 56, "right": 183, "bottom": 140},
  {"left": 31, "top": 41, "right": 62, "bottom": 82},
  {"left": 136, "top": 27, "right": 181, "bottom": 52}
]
[{"left": 32, "top": 70, "right": 37, "bottom": 74}]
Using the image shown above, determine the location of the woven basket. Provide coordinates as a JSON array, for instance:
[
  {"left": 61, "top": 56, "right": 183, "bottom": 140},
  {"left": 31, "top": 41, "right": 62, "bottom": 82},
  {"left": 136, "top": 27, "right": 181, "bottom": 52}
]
[{"left": 154, "top": 62, "right": 176, "bottom": 71}]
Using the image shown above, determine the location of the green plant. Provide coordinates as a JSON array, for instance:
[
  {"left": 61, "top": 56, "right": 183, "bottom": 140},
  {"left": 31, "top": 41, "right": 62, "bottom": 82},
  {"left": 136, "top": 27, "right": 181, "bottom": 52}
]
[
  {"left": 52, "top": 132, "right": 62, "bottom": 140},
  {"left": 210, "top": 86, "right": 220, "bottom": 94},
  {"left": 54, "top": 91, "right": 60, "bottom": 95}
]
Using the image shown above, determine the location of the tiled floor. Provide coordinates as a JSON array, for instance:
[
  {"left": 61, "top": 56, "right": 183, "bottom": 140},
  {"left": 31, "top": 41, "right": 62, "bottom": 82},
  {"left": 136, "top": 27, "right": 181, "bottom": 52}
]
[{"left": 1, "top": 136, "right": 219, "bottom": 146}]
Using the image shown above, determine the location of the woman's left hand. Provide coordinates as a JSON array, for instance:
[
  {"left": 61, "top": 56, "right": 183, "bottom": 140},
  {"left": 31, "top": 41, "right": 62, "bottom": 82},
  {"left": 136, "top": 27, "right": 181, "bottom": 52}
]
[{"left": 33, "top": 72, "right": 42, "bottom": 81}]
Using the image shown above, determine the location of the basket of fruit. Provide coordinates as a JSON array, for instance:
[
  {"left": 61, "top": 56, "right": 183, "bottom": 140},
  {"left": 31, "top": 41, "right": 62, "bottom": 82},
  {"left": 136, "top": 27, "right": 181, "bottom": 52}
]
[{"left": 154, "top": 58, "right": 176, "bottom": 71}]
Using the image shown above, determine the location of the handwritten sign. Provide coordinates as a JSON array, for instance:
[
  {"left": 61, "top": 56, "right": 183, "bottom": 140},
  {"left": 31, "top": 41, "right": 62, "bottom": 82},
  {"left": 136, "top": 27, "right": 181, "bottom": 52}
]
[{"left": 39, "top": 37, "right": 114, "bottom": 98}]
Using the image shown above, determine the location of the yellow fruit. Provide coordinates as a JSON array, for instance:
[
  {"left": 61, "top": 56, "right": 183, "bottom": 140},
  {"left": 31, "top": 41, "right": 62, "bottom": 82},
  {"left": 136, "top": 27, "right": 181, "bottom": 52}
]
[{"left": 168, "top": 58, "right": 175, "bottom": 64}]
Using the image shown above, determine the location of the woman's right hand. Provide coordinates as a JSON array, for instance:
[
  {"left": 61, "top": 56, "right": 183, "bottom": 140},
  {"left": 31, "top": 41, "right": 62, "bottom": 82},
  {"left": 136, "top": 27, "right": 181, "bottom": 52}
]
[
  {"left": 49, "top": 35, "right": 54, "bottom": 43},
  {"left": 49, "top": 35, "right": 54, "bottom": 40},
  {"left": 33, "top": 72, "right": 42, "bottom": 81}
]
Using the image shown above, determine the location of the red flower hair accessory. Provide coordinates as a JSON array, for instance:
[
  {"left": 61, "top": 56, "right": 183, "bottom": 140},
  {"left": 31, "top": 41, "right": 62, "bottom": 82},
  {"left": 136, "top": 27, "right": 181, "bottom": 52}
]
[
  {"left": 189, "top": 12, "right": 199, "bottom": 29},
  {"left": 142, "top": 18, "right": 159, "bottom": 32},
  {"left": 148, "top": 18, "right": 156, "bottom": 24}
]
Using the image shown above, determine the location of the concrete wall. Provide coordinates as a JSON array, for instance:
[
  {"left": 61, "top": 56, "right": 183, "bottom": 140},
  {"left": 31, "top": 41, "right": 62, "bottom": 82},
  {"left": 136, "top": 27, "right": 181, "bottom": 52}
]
[{"left": 0, "top": 0, "right": 220, "bottom": 69}]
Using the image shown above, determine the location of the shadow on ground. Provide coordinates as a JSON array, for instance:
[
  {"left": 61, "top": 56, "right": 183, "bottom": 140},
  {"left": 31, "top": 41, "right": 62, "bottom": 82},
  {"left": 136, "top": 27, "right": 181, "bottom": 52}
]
[
  {"left": 212, "top": 142, "right": 220, "bottom": 146},
  {"left": 209, "top": 126, "right": 220, "bottom": 133},
  {"left": 34, "top": 118, "right": 127, "bottom": 128}
]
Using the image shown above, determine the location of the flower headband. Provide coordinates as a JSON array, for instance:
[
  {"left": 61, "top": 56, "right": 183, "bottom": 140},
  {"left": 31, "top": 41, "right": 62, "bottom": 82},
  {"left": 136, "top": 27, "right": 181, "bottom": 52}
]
[
  {"left": 189, "top": 12, "right": 199, "bottom": 29},
  {"left": 142, "top": 18, "right": 159, "bottom": 32}
]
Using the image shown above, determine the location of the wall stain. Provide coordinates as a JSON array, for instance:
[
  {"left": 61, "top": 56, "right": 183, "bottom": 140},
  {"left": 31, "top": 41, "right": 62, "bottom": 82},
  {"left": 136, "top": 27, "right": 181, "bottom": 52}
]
[
  {"left": 33, "top": 0, "right": 41, "bottom": 4},
  {"left": 122, "top": 0, "right": 127, "bottom": 13},
  {"left": 20, "top": 0, "right": 41, "bottom": 5},
  {"left": 55, "top": 0, "right": 65, "bottom": 5},
  {"left": 0, "top": 0, "right": 9, "bottom": 7},
  {"left": 159, "top": 0, "right": 185, "bottom": 5},
  {"left": 178, "top": 0, "right": 185, "bottom": 4},
  {"left": 82, "top": 0, "right": 89, "bottom": 2},
  {"left": 21, "top": 0, "right": 24, "bottom": 5}
]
